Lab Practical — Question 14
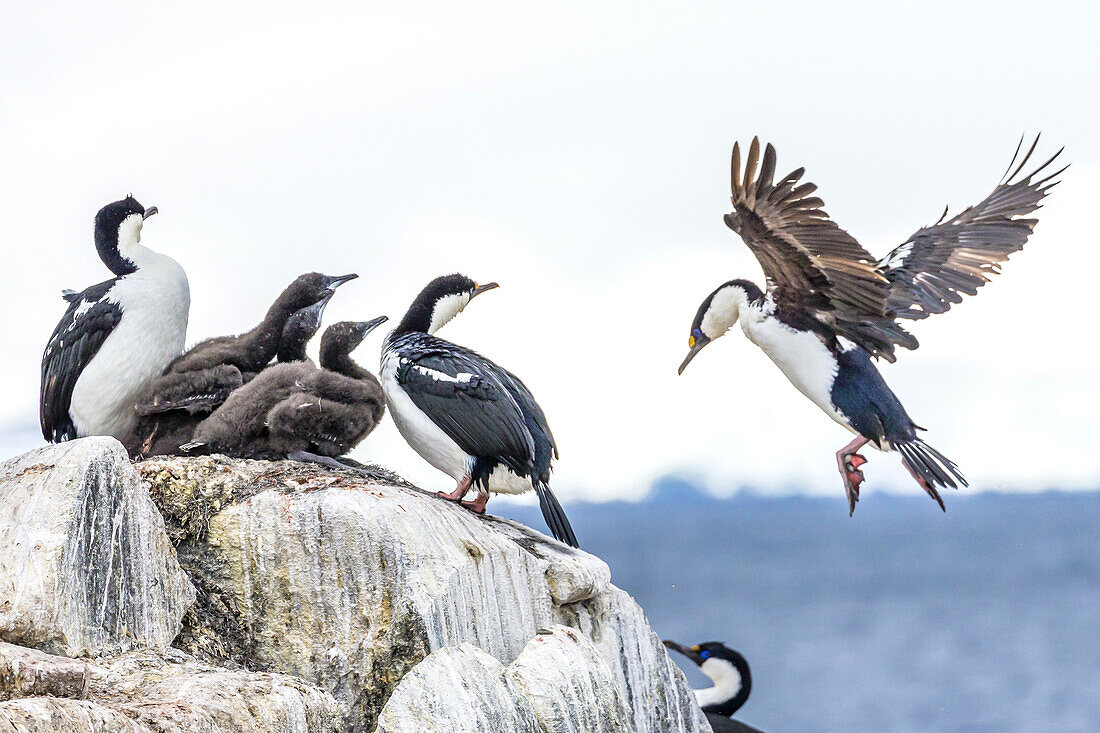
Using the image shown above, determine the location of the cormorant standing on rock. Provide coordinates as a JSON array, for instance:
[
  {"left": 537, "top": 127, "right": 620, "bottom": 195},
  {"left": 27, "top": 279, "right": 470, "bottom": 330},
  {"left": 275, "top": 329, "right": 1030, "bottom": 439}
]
[
  {"left": 41, "top": 196, "right": 189, "bottom": 443},
  {"left": 380, "top": 274, "right": 578, "bottom": 548}
]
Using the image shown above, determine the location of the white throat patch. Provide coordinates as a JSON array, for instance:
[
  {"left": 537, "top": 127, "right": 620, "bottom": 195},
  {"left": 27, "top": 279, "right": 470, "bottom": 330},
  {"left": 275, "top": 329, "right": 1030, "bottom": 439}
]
[
  {"left": 701, "top": 285, "right": 748, "bottom": 340},
  {"left": 116, "top": 214, "right": 144, "bottom": 262},
  {"left": 428, "top": 292, "right": 471, "bottom": 334},
  {"left": 694, "top": 657, "right": 742, "bottom": 709}
]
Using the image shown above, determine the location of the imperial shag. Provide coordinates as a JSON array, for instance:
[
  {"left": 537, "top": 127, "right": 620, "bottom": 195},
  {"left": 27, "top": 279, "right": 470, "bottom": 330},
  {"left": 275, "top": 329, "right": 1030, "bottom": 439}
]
[
  {"left": 664, "top": 641, "right": 762, "bottom": 733},
  {"left": 41, "top": 196, "right": 189, "bottom": 443},
  {"left": 381, "top": 274, "right": 579, "bottom": 548},
  {"left": 679, "top": 136, "right": 1065, "bottom": 513}
]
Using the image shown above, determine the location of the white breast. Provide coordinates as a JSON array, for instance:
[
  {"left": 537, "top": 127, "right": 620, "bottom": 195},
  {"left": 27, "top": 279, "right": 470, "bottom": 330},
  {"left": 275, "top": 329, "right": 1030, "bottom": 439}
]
[
  {"left": 740, "top": 308, "right": 852, "bottom": 431},
  {"left": 69, "top": 254, "right": 190, "bottom": 440},
  {"left": 380, "top": 352, "right": 471, "bottom": 481}
]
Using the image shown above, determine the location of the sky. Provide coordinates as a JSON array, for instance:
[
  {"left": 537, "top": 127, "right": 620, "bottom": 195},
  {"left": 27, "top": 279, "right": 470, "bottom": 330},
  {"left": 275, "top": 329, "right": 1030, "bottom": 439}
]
[{"left": 1, "top": 2, "right": 1097, "bottom": 502}]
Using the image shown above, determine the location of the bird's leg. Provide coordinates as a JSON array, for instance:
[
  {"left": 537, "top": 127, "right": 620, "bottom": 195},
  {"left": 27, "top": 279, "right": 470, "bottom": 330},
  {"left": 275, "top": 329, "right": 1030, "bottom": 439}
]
[
  {"left": 438, "top": 476, "right": 473, "bottom": 502},
  {"left": 901, "top": 460, "right": 946, "bottom": 512},
  {"left": 836, "top": 436, "right": 870, "bottom": 516},
  {"left": 461, "top": 491, "right": 489, "bottom": 515}
]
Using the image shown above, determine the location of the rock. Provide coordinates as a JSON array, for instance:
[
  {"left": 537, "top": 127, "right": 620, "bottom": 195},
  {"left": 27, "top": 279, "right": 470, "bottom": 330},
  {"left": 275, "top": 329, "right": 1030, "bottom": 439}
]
[
  {"left": 0, "top": 698, "right": 146, "bottom": 733},
  {"left": 377, "top": 625, "right": 633, "bottom": 733},
  {"left": 136, "top": 455, "right": 709, "bottom": 733},
  {"left": 0, "top": 642, "right": 89, "bottom": 702},
  {"left": 0, "top": 439, "right": 195, "bottom": 657},
  {"left": 87, "top": 649, "right": 342, "bottom": 733}
]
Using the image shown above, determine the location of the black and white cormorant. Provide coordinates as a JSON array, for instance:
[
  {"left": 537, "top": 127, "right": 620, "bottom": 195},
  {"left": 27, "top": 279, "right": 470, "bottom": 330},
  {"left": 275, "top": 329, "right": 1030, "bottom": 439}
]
[
  {"left": 380, "top": 274, "right": 579, "bottom": 548},
  {"left": 663, "top": 640, "right": 762, "bottom": 733},
  {"left": 679, "top": 136, "right": 1065, "bottom": 513},
  {"left": 41, "top": 196, "right": 190, "bottom": 443},
  {"left": 185, "top": 316, "right": 388, "bottom": 460}
]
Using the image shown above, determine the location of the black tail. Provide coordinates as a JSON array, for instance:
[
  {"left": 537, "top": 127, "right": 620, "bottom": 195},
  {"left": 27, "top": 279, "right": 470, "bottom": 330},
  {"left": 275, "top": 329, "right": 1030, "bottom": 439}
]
[
  {"left": 895, "top": 439, "right": 968, "bottom": 511},
  {"left": 534, "top": 481, "right": 579, "bottom": 548}
]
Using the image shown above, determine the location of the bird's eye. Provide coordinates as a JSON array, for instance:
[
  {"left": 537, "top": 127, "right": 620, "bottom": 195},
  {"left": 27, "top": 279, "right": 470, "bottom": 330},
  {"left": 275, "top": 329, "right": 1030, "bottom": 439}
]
[
  {"left": 692, "top": 328, "right": 703, "bottom": 339},
  {"left": 700, "top": 650, "right": 711, "bottom": 660}
]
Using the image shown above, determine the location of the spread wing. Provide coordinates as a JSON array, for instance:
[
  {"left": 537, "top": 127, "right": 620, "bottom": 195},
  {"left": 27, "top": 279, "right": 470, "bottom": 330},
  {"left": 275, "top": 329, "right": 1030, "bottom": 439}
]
[
  {"left": 396, "top": 346, "right": 536, "bottom": 478},
  {"left": 40, "top": 280, "right": 122, "bottom": 442},
  {"left": 881, "top": 135, "right": 1066, "bottom": 321},
  {"left": 725, "top": 138, "right": 900, "bottom": 359}
]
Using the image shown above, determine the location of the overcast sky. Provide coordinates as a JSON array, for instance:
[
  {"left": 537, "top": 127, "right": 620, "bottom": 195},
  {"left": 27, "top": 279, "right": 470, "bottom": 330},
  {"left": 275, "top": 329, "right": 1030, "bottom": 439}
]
[{"left": 1, "top": 2, "right": 1097, "bottom": 502}]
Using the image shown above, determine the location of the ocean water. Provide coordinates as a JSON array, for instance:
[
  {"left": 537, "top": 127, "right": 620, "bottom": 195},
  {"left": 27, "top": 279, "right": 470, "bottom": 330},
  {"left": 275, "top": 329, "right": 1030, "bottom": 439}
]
[{"left": 499, "top": 488, "right": 1100, "bottom": 732}]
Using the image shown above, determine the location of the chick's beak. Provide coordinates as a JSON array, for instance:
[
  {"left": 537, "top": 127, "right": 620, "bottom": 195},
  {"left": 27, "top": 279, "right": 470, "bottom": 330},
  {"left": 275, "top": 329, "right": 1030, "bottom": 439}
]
[
  {"left": 471, "top": 282, "right": 499, "bottom": 298},
  {"left": 357, "top": 315, "right": 389, "bottom": 336},
  {"left": 142, "top": 206, "right": 158, "bottom": 220},
  {"left": 324, "top": 273, "right": 359, "bottom": 290}
]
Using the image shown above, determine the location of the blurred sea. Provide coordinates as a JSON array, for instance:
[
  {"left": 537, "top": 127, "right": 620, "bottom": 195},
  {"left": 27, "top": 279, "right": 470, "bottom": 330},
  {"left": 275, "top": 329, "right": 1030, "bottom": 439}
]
[{"left": 499, "top": 484, "right": 1100, "bottom": 732}]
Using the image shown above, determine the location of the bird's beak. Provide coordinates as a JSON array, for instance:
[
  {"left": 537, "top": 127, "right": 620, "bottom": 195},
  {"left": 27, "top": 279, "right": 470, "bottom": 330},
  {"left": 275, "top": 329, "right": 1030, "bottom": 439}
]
[
  {"left": 678, "top": 341, "right": 707, "bottom": 375},
  {"left": 356, "top": 315, "right": 389, "bottom": 336},
  {"left": 663, "top": 640, "right": 705, "bottom": 665},
  {"left": 142, "top": 206, "right": 158, "bottom": 220},
  {"left": 471, "top": 282, "right": 500, "bottom": 298},
  {"left": 324, "top": 273, "right": 359, "bottom": 290}
]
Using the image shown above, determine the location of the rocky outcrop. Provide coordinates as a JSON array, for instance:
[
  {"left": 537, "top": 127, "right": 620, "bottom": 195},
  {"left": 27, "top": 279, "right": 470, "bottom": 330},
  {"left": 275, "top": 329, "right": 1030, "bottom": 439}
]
[
  {"left": 376, "top": 626, "right": 633, "bottom": 733},
  {"left": 0, "top": 439, "right": 709, "bottom": 732},
  {"left": 0, "top": 439, "right": 195, "bottom": 657},
  {"left": 0, "top": 642, "right": 341, "bottom": 732},
  {"left": 136, "top": 453, "right": 707, "bottom": 732}
]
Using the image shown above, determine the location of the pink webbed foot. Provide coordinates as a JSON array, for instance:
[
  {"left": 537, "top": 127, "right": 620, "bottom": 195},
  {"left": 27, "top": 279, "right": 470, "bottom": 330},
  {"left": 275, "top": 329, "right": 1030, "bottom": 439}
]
[
  {"left": 438, "top": 476, "right": 473, "bottom": 502},
  {"left": 461, "top": 492, "right": 489, "bottom": 515},
  {"left": 836, "top": 437, "right": 870, "bottom": 516}
]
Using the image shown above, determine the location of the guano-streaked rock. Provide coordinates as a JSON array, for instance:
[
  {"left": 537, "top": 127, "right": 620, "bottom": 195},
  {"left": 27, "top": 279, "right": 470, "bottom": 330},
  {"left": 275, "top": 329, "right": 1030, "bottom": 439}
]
[
  {"left": 136, "top": 455, "right": 709, "bottom": 733},
  {"left": 0, "top": 439, "right": 195, "bottom": 657}
]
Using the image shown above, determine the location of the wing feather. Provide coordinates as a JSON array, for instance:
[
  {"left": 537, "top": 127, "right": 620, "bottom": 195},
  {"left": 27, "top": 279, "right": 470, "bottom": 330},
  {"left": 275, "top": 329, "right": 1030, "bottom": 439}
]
[
  {"left": 881, "top": 135, "right": 1065, "bottom": 321},
  {"left": 725, "top": 138, "right": 898, "bottom": 358}
]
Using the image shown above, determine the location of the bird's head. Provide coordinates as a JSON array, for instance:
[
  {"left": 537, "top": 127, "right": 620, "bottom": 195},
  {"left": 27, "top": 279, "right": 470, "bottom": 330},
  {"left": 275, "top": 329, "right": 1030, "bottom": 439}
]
[
  {"left": 277, "top": 292, "right": 334, "bottom": 362},
  {"left": 320, "top": 316, "right": 389, "bottom": 361},
  {"left": 280, "top": 272, "right": 359, "bottom": 313},
  {"left": 94, "top": 195, "right": 158, "bottom": 275},
  {"left": 395, "top": 273, "right": 499, "bottom": 336},
  {"left": 678, "top": 280, "right": 758, "bottom": 374},
  {"left": 663, "top": 640, "right": 753, "bottom": 715}
]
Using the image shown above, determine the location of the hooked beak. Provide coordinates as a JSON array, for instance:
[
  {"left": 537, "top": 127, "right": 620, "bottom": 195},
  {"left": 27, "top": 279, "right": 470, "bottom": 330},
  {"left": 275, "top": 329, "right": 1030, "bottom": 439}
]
[
  {"left": 663, "top": 640, "right": 705, "bottom": 665},
  {"left": 355, "top": 315, "right": 389, "bottom": 336},
  {"left": 678, "top": 340, "right": 708, "bottom": 375},
  {"left": 471, "top": 281, "right": 499, "bottom": 298},
  {"left": 142, "top": 206, "right": 158, "bottom": 220},
  {"left": 324, "top": 273, "right": 359, "bottom": 290}
]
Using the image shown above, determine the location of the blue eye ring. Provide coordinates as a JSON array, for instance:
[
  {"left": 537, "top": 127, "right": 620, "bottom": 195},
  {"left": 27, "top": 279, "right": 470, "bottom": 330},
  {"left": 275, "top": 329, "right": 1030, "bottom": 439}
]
[
  {"left": 700, "top": 650, "right": 711, "bottom": 660},
  {"left": 692, "top": 328, "right": 703, "bottom": 339}
]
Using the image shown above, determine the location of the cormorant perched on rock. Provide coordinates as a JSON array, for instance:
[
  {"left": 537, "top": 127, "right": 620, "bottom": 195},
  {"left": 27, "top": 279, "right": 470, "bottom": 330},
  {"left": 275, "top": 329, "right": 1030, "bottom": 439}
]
[
  {"left": 679, "top": 136, "right": 1065, "bottom": 513},
  {"left": 41, "top": 196, "right": 189, "bottom": 443},
  {"left": 381, "top": 274, "right": 578, "bottom": 548},
  {"left": 663, "top": 641, "right": 762, "bottom": 733},
  {"left": 125, "top": 297, "right": 333, "bottom": 457},
  {"left": 184, "top": 317, "right": 388, "bottom": 460}
]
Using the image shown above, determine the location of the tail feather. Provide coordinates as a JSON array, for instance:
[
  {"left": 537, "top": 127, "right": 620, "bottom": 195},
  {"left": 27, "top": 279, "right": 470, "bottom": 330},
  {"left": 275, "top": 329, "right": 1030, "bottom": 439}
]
[
  {"left": 534, "top": 481, "right": 579, "bottom": 548},
  {"left": 896, "top": 439, "right": 967, "bottom": 511}
]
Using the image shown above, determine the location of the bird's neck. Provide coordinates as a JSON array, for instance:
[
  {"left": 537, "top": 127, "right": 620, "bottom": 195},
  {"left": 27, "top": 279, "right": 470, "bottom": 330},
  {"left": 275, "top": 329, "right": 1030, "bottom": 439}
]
[
  {"left": 394, "top": 293, "right": 466, "bottom": 337},
  {"left": 695, "top": 658, "right": 751, "bottom": 717},
  {"left": 320, "top": 342, "right": 367, "bottom": 379},
  {"left": 95, "top": 229, "right": 138, "bottom": 276},
  {"left": 277, "top": 337, "right": 310, "bottom": 363},
  {"left": 245, "top": 294, "right": 310, "bottom": 362}
]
